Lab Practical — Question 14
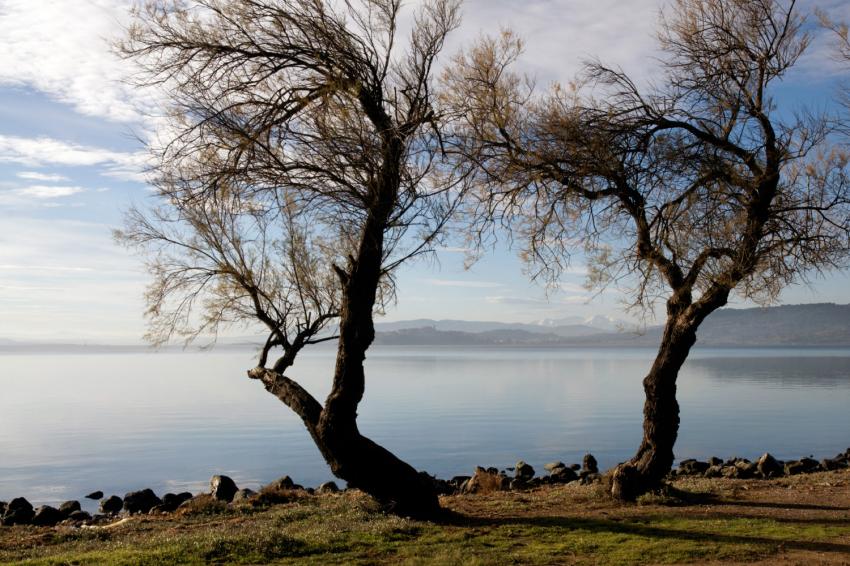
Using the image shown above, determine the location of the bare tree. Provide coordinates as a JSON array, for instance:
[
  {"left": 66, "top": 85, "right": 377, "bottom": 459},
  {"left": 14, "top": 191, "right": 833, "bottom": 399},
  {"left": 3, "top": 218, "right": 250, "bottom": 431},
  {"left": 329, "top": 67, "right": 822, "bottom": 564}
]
[
  {"left": 119, "top": 0, "right": 463, "bottom": 517},
  {"left": 444, "top": 0, "right": 850, "bottom": 499}
]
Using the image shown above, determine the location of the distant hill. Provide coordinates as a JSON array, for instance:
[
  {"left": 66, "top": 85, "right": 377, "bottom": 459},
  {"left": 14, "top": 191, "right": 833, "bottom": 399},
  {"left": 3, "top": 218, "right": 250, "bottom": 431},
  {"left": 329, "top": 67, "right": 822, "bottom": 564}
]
[
  {"left": 4, "top": 304, "right": 850, "bottom": 351},
  {"left": 374, "top": 304, "right": 850, "bottom": 347}
]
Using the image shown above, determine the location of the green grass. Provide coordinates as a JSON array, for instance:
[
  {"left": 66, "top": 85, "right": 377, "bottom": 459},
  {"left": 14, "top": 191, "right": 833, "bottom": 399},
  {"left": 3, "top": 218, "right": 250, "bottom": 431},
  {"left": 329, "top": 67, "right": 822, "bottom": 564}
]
[{"left": 2, "top": 482, "right": 849, "bottom": 565}]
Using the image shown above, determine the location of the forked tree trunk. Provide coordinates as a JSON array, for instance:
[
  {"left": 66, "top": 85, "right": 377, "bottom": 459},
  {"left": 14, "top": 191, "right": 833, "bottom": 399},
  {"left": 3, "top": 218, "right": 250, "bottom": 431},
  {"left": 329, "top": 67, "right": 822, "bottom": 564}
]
[{"left": 610, "top": 316, "right": 697, "bottom": 500}]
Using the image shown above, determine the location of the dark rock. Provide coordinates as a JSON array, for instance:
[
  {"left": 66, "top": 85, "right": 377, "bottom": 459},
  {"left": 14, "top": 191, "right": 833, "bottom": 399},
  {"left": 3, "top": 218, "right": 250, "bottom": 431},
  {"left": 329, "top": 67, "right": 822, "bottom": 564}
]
[
  {"left": 123, "top": 489, "right": 161, "bottom": 515},
  {"left": 232, "top": 488, "right": 257, "bottom": 503},
  {"left": 581, "top": 472, "right": 602, "bottom": 485},
  {"left": 267, "top": 475, "right": 294, "bottom": 490},
  {"left": 305, "top": 487, "right": 315, "bottom": 495},
  {"left": 32, "top": 506, "right": 64, "bottom": 526},
  {"left": 514, "top": 461, "right": 535, "bottom": 481},
  {"left": 318, "top": 481, "right": 340, "bottom": 494},
  {"left": 210, "top": 475, "right": 238, "bottom": 502},
  {"left": 0, "top": 502, "right": 5, "bottom": 517},
  {"left": 677, "top": 459, "right": 710, "bottom": 475},
  {"left": 486, "top": 467, "right": 499, "bottom": 475},
  {"left": 708, "top": 457, "right": 723, "bottom": 467},
  {"left": 2, "top": 497, "right": 34, "bottom": 526},
  {"left": 148, "top": 505, "right": 168, "bottom": 515},
  {"left": 569, "top": 463, "right": 581, "bottom": 471},
  {"left": 450, "top": 475, "right": 471, "bottom": 488},
  {"left": 67, "top": 510, "right": 92, "bottom": 523},
  {"left": 58, "top": 500, "right": 81, "bottom": 517},
  {"left": 99, "top": 495, "right": 123, "bottom": 514},
  {"left": 160, "top": 493, "right": 179, "bottom": 511},
  {"left": 821, "top": 457, "right": 848, "bottom": 471},
  {"left": 160, "top": 491, "right": 193, "bottom": 511},
  {"left": 704, "top": 465, "right": 723, "bottom": 478},
  {"left": 785, "top": 458, "right": 819, "bottom": 476},
  {"left": 85, "top": 491, "right": 104, "bottom": 500},
  {"left": 735, "top": 460, "right": 758, "bottom": 479},
  {"left": 544, "top": 462, "right": 565, "bottom": 473},
  {"left": 509, "top": 478, "right": 529, "bottom": 491},
  {"left": 551, "top": 466, "right": 579, "bottom": 484},
  {"left": 582, "top": 454, "right": 598, "bottom": 474},
  {"left": 757, "top": 453, "right": 783, "bottom": 478}
]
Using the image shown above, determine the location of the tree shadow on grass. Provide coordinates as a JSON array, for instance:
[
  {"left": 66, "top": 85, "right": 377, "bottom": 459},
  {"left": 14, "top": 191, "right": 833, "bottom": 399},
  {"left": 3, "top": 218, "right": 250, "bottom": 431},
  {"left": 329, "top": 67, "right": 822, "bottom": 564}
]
[
  {"left": 681, "top": 490, "right": 850, "bottom": 512},
  {"left": 434, "top": 510, "right": 850, "bottom": 556}
]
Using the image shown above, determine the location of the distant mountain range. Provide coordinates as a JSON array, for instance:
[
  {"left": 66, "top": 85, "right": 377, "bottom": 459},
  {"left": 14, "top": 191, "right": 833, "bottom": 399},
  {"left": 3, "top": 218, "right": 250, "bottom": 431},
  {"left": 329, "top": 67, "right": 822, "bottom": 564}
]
[
  {"left": 373, "top": 303, "right": 850, "bottom": 347},
  {"left": 3, "top": 304, "right": 850, "bottom": 351}
]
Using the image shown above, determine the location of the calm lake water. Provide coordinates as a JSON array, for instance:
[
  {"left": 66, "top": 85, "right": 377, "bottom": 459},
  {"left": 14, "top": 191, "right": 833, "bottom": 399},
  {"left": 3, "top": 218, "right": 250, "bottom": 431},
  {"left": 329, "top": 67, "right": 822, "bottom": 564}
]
[{"left": 1, "top": 346, "right": 849, "bottom": 511}]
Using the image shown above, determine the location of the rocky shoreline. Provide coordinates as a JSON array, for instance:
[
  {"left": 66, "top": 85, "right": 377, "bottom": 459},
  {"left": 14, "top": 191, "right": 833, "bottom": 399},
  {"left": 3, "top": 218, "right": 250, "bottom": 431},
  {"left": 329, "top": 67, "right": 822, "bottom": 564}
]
[{"left": 2, "top": 448, "right": 849, "bottom": 528}]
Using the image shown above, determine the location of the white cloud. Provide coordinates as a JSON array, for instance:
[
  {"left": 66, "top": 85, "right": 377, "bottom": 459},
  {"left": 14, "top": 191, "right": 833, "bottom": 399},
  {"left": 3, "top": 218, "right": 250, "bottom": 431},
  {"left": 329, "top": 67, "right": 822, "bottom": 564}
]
[
  {"left": 16, "top": 185, "right": 86, "bottom": 199},
  {"left": 0, "top": 183, "right": 87, "bottom": 207},
  {"left": 426, "top": 278, "right": 502, "bottom": 288},
  {"left": 0, "top": 264, "right": 94, "bottom": 273},
  {"left": 0, "top": 0, "right": 157, "bottom": 124},
  {"left": 16, "top": 171, "right": 69, "bottom": 182},
  {"left": 486, "top": 295, "right": 550, "bottom": 308},
  {"left": 0, "top": 135, "right": 147, "bottom": 182}
]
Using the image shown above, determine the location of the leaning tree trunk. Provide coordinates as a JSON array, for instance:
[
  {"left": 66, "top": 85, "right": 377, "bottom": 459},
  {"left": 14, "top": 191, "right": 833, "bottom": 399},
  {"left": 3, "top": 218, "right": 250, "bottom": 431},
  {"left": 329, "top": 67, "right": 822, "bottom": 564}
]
[
  {"left": 251, "top": 200, "right": 440, "bottom": 517},
  {"left": 610, "top": 315, "right": 698, "bottom": 501},
  {"left": 318, "top": 132, "right": 439, "bottom": 516}
]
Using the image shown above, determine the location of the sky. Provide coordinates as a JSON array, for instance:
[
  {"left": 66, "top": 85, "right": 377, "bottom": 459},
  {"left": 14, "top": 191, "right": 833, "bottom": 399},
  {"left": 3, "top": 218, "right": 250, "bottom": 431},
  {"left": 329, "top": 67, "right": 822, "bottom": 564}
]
[{"left": 2, "top": 0, "right": 850, "bottom": 343}]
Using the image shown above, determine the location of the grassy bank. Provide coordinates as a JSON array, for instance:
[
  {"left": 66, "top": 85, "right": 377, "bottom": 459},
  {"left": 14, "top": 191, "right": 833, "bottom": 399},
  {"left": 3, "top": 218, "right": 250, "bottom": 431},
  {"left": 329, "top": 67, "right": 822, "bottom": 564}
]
[{"left": 2, "top": 469, "right": 849, "bottom": 565}]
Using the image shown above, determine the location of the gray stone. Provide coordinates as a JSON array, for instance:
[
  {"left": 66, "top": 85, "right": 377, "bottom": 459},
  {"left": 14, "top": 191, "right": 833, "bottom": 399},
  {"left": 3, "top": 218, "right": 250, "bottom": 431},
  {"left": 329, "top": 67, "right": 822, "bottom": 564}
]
[
  {"left": 544, "top": 462, "right": 565, "bottom": 473},
  {"left": 677, "top": 459, "right": 710, "bottom": 475},
  {"left": 267, "top": 475, "right": 294, "bottom": 490},
  {"left": 704, "top": 465, "right": 723, "bottom": 478},
  {"left": 514, "top": 460, "right": 535, "bottom": 481},
  {"left": 550, "top": 466, "right": 579, "bottom": 484},
  {"left": 734, "top": 460, "right": 757, "bottom": 479},
  {"left": 317, "top": 482, "right": 340, "bottom": 494},
  {"left": 210, "top": 475, "right": 239, "bottom": 502},
  {"left": 581, "top": 472, "right": 602, "bottom": 485},
  {"left": 99, "top": 495, "right": 123, "bottom": 514},
  {"left": 123, "top": 489, "right": 161, "bottom": 515},
  {"left": 708, "top": 457, "right": 723, "bottom": 467},
  {"left": 85, "top": 491, "right": 103, "bottom": 500},
  {"left": 232, "top": 488, "right": 257, "bottom": 502}
]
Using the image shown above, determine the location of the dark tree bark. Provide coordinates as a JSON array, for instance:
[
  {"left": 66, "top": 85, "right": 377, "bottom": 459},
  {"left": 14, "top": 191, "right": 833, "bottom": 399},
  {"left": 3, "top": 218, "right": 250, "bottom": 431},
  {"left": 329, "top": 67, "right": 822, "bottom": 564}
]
[
  {"left": 611, "top": 316, "right": 696, "bottom": 499},
  {"left": 611, "top": 288, "right": 731, "bottom": 499}
]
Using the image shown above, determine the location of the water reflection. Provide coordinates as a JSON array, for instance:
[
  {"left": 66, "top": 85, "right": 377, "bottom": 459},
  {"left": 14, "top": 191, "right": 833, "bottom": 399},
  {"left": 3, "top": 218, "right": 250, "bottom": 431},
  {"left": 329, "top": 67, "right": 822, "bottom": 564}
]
[{"left": 0, "top": 346, "right": 848, "bottom": 511}]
